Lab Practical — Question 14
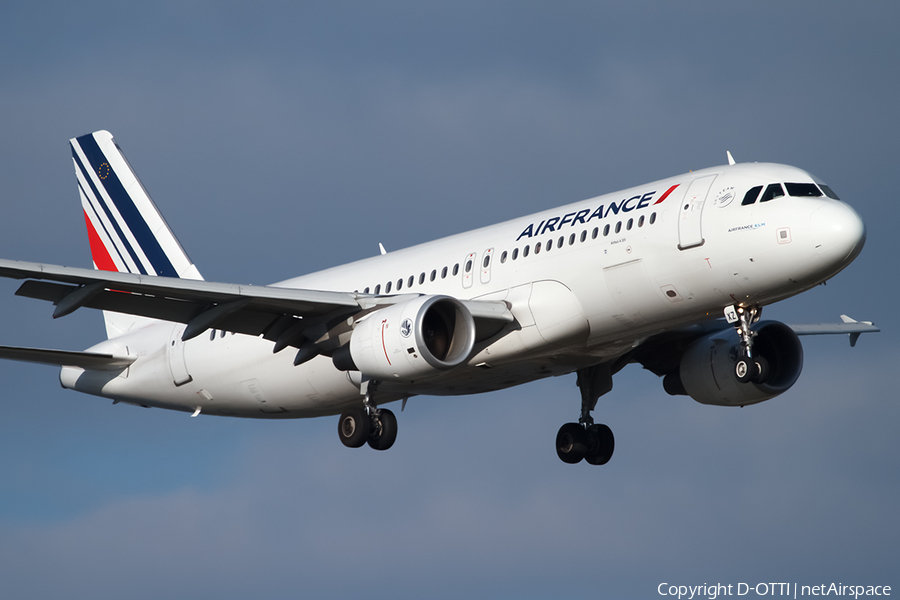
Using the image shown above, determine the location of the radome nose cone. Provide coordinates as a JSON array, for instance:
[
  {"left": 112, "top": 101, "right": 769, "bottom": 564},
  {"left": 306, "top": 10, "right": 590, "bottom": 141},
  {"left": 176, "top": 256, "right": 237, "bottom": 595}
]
[{"left": 809, "top": 201, "right": 866, "bottom": 265}]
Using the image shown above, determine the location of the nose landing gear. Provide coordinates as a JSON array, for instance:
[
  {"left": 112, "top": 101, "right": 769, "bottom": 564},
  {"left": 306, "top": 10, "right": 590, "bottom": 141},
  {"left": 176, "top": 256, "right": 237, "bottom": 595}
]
[
  {"left": 556, "top": 364, "right": 616, "bottom": 465},
  {"left": 726, "top": 304, "right": 769, "bottom": 384}
]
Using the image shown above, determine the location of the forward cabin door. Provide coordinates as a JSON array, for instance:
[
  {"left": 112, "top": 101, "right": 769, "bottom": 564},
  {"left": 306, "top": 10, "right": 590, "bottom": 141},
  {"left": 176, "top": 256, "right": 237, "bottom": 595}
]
[{"left": 678, "top": 175, "right": 717, "bottom": 250}]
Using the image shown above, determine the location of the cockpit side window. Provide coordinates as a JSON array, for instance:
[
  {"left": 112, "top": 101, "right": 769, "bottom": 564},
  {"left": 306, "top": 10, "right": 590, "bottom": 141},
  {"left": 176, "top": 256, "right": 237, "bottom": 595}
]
[
  {"left": 819, "top": 184, "right": 840, "bottom": 200},
  {"left": 785, "top": 183, "right": 823, "bottom": 197},
  {"left": 759, "top": 183, "right": 785, "bottom": 203},
  {"left": 741, "top": 185, "right": 762, "bottom": 206}
]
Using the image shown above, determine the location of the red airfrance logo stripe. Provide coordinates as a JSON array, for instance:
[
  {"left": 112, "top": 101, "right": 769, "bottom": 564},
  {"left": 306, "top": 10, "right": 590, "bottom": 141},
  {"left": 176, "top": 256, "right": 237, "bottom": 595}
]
[{"left": 654, "top": 184, "right": 681, "bottom": 205}]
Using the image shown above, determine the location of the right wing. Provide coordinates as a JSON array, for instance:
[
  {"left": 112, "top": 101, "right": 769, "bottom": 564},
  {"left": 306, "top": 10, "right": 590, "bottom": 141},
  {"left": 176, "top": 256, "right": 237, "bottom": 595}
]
[{"left": 787, "top": 314, "right": 880, "bottom": 347}]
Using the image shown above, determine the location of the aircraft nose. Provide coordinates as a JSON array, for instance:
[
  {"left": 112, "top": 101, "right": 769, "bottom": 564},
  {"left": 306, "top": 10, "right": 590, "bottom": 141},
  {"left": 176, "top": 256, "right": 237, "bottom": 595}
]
[{"left": 809, "top": 200, "right": 866, "bottom": 268}]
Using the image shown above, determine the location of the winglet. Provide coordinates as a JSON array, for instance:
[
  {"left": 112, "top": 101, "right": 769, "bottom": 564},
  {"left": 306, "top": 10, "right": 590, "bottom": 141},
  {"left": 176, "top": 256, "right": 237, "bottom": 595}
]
[{"left": 840, "top": 314, "right": 875, "bottom": 347}]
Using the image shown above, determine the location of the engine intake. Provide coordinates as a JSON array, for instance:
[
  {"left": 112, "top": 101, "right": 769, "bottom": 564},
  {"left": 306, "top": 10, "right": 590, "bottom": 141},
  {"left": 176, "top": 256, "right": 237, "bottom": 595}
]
[
  {"left": 674, "top": 320, "right": 804, "bottom": 406},
  {"left": 335, "top": 295, "right": 476, "bottom": 382}
]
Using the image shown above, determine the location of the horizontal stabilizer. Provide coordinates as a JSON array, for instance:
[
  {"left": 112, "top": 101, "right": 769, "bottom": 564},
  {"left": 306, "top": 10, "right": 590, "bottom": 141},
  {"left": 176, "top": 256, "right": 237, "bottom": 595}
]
[{"left": 0, "top": 345, "right": 135, "bottom": 370}]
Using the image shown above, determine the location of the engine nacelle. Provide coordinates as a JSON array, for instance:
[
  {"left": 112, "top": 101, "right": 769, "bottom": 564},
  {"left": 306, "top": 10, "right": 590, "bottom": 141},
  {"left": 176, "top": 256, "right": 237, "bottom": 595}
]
[
  {"left": 674, "top": 321, "right": 804, "bottom": 407},
  {"left": 337, "top": 295, "right": 476, "bottom": 382}
]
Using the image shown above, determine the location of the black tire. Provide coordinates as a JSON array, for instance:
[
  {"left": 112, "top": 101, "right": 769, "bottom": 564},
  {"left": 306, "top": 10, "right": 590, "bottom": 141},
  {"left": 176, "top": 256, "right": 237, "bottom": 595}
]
[
  {"left": 556, "top": 423, "right": 588, "bottom": 464},
  {"left": 585, "top": 424, "right": 615, "bottom": 466},
  {"left": 368, "top": 408, "right": 398, "bottom": 451},
  {"left": 735, "top": 357, "right": 757, "bottom": 383},
  {"left": 338, "top": 407, "right": 370, "bottom": 448}
]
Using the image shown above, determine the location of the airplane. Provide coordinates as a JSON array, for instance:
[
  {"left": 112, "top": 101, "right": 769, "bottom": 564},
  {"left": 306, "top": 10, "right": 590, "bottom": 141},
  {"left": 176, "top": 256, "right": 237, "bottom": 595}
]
[{"left": 0, "top": 131, "right": 878, "bottom": 465}]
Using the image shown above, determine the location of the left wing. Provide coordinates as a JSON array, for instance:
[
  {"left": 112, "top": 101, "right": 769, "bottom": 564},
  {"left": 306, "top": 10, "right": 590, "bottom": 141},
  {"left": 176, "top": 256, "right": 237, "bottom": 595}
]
[{"left": 0, "top": 258, "right": 513, "bottom": 352}]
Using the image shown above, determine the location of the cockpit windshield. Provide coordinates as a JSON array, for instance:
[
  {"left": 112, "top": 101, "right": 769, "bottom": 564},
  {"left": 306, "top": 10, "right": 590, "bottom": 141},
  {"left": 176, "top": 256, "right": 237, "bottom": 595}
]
[
  {"left": 819, "top": 184, "right": 840, "bottom": 200},
  {"left": 759, "top": 183, "right": 785, "bottom": 203},
  {"left": 785, "top": 183, "right": 822, "bottom": 197},
  {"left": 741, "top": 181, "right": 839, "bottom": 206}
]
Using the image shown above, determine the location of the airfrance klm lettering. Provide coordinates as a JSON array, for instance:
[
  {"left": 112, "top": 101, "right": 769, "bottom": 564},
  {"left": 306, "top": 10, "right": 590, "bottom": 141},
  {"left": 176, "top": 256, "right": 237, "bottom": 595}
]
[{"left": 516, "top": 184, "right": 680, "bottom": 241}]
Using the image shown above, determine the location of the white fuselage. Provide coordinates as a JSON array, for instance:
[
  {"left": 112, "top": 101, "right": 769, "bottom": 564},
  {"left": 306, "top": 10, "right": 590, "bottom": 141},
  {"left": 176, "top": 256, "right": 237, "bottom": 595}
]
[{"left": 62, "top": 162, "right": 865, "bottom": 418}]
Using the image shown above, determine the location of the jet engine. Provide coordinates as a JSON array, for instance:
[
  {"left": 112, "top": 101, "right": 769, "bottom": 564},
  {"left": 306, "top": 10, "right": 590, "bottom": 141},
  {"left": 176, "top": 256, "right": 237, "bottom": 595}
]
[
  {"left": 333, "top": 295, "right": 476, "bottom": 382},
  {"left": 665, "top": 321, "right": 804, "bottom": 406}
]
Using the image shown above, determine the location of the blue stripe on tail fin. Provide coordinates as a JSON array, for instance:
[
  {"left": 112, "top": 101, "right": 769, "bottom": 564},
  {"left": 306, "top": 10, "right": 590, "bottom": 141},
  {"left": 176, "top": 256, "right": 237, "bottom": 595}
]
[
  {"left": 70, "top": 131, "right": 203, "bottom": 280},
  {"left": 70, "top": 130, "right": 203, "bottom": 337}
]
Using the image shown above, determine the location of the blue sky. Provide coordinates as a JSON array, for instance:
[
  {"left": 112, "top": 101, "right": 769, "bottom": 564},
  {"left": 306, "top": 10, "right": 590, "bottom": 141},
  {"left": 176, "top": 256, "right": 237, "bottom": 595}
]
[{"left": 0, "top": 2, "right": 897, "bottom": 598}]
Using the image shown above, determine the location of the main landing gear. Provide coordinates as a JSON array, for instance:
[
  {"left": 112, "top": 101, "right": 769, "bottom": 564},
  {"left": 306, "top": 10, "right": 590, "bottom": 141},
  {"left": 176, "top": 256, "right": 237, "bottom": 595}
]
[
  {"left": 556, "top": 364, "right": 616, "bottom": 465},
  {"left": 727, "top": 305, "right": 769, "bottom": 385},
  {"left": 337, "top": 380, "right": 398, "bottom": 451}
]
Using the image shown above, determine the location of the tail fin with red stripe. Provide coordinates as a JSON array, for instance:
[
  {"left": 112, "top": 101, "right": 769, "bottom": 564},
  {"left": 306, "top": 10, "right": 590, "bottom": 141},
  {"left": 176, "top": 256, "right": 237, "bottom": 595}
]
[{"left": 70, "top": 130, "right": 203, "bottom": 337}]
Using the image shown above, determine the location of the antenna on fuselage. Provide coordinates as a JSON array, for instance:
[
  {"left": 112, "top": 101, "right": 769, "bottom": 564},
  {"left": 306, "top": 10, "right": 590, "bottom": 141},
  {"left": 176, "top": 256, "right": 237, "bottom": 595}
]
[
  {"left": 726, "top": 151, "right": 736, "bottom": 166},
  {"left": 378, "top": 243, "right": 387, "bottom": 255}
]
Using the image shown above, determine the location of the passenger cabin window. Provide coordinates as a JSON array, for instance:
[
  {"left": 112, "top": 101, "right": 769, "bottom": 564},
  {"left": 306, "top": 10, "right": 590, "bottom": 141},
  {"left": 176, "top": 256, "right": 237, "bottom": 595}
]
[
  {"left": 512, "top": 248, "right": 519, "bottom": 260},
  {"left": 385, "top": 281, "right": 392, "bottom": 293},
  {"left": 441, "top": 266, "right": 448, "bottom": 279},
  {"left": 374, "top": 284, "right": 381, "bottom": 294},
  {"left": 453, "top": 264, "right": 459, "bottom": 276},
  {"left": 785, "top": 183, "right": 822, "bottom": 197},
  {"left": 430, "top": 270, "right": 436, "bottom": 281},
  {"left": 742, "top": 185, "right": 762, "bottom": 206},
  {"left": 500, "top": 251, "right": 507, "bottom": 263},
  {"left": 760, "top": 183, "right": 785, "bottom": 203},
  {"left": 408, "top": 275, "right": 414, "bottom": 288}
]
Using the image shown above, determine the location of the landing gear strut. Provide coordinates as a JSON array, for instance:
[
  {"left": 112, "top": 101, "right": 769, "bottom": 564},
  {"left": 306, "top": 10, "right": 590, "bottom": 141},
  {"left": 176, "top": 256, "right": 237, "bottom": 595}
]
[
  {"left": 726, "top": 305, "right": 769, "bottom": 384},
  {"left": 556, "top": 364, "right": 615, "bottom": 465},
  {"left": 337, "top": 380, "right": 398, "bottom": 451}
]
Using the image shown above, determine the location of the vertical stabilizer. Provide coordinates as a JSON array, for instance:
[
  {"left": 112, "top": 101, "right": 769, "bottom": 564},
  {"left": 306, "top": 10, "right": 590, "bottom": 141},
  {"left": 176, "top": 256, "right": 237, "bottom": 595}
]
[{"left": 70, "top": 130, "right": 203, "bottom": 337}]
